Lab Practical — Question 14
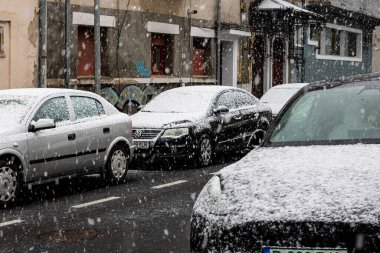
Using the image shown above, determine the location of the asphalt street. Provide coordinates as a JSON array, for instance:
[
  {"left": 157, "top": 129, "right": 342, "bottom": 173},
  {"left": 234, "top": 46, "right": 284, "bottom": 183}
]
[{"left": 0, "top": 157, "right": 237, "bottom": 253}]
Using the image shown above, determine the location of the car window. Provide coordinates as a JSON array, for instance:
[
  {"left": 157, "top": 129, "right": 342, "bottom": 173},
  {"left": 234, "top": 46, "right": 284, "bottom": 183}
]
[
  {"left": 71, "top": 96, "right": 105, "bottom": 119},
  {"left": 33, "top": 96, "right": 70, "bottom": 123},
  {"left": 235, "top": 91, "right": 257, "bottom": 108},
  {"left": 215, "top": 92, "right": 237, "bottom": 109}
]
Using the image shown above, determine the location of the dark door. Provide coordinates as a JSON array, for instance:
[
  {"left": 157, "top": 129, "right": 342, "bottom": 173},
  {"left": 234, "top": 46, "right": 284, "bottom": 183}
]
[
  {"left": 212, "top": 91, "right": 242, "bottom": 151},
  {"left": 77, "top": 26, "right": 108, "bottom": 77},
  {"left": 272, "top": 38, "right": 285, "bottom": 86},
  {"left": 252, "top": 35, "right": 265, "bottom": 98}
]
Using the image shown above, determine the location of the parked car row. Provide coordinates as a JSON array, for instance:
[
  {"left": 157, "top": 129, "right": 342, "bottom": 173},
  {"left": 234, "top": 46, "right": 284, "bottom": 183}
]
[
  {"left": 191, "top": 73, "right": 380, "bottom": 253},
  {"left": 0, "top": 85, "right": 272, "bottom": 208}
]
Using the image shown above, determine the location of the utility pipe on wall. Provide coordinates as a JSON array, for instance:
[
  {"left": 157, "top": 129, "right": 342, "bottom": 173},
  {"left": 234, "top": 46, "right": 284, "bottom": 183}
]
[
  {"left": 38, "top": 0, "right": 47, "bottom": 88},
  {"left": 65, "top": 0, "right": 71, "bottom": 89},
  {"left": 216, "top": 0, "right": 221, "bottom": 85},
  {"left": 94, "top": 0, "right": 101, "bottom": 94}
]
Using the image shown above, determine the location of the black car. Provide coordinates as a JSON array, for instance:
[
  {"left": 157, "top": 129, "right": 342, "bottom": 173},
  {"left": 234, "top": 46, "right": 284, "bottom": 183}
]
[
  {"left": 190, "top": 73, "right": 380, "bottom": 252},
  {"left": 131, "top": 85, "right": 272, "bottom": 166}
]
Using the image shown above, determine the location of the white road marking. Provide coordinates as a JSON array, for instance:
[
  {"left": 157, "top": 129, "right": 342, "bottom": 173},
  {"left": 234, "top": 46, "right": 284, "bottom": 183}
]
[
  {"left": 71, "top": 196, "right": 121, "bottom": 209},
  {"left": 0, "top": 219, "right": 24, "bottom": 228},
  {"left": 209, "top": 172, "right": 218, "bottom": 175},
  {"left": 151, "top": 180, "right": 188, "bottom": 189}
]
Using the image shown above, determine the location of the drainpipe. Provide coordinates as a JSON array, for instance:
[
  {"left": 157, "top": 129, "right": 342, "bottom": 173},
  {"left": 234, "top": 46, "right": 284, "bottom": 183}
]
[
  {"left": 216, "top": 0, "right": 221, "bottom": 85},
  {"left": 94, "top": 0, "right": 101, "bottom": 94},
  {"left": 38, "top": 0, "right": 47, "bottom": 88},
  {"left": 65, "top": 0, "right": 71, "bottom": 89}
]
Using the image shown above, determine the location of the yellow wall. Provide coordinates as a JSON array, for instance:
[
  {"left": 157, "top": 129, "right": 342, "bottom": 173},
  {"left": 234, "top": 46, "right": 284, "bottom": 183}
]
[{"left": 0, "top": 0, "right": 39, "bottom": 89}]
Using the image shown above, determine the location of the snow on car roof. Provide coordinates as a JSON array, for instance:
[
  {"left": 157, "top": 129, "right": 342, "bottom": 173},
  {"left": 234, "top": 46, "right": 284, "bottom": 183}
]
[
  {"left": 164, "top": 85, "right": 240, "bottom": 95},
  {"left": 0, "top": 88, "right": 92, "bottom": 98},
  {"left": 194, "top": 144, "right": 380, "bottom": 227},
  {"left": 269, "top": 83, "right": 309, "bottom": 89}
]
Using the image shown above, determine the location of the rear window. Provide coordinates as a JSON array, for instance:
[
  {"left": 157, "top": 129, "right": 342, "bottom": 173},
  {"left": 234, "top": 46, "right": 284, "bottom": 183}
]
[{"left": 71, "top": 96, "right": 105, "bottom": 119}]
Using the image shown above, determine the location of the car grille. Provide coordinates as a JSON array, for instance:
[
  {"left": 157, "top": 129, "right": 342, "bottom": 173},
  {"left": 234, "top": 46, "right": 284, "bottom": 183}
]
[{"left": 133, "top": 129, "right": 162, "bottom": 139}]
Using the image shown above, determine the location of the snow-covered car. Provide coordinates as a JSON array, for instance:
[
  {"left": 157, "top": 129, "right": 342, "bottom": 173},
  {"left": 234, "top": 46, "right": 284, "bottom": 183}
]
[
  {"left": 131, "top": 86, "right": 272, "bottom": 166},
  {"left": 191, "top": 74, "right": 380, "bottom": 253},
  {"left": 260, "top": 83, "right": 309, "bottom": 118},
  {"left": 0, "top": 88, "right": 134, "bottom": 208}
]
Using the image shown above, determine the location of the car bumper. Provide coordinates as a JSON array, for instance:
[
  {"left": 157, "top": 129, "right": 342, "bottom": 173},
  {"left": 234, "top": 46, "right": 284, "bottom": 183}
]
[
  {"left": 133, "top": 135, "right": 195, "bottom": 163},
  {"left": 190, "top": 213, "right": 380, "bottom": 253},
  {"left": 129, "top": 145, "right": 135, "bottom": 162}
]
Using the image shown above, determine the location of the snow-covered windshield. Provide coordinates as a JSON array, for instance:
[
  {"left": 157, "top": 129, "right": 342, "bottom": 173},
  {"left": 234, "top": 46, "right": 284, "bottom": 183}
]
[
  {"left": 260, "top": 87, "right": 301, "bottom": 106},
  {"left": 270, "top": 81, "right": 380, "bottom": 145},
  {"left": 142, "top": 90, "right": 214, "bottom": 113},
  {"left": 0, "top": 96, "right": 35, "bottom": 128}
]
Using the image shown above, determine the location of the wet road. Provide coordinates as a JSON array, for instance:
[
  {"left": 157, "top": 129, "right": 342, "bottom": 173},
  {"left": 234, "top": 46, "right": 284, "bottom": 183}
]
[{"left": 0, "top": 160, "right": 234, "bottom": 253}]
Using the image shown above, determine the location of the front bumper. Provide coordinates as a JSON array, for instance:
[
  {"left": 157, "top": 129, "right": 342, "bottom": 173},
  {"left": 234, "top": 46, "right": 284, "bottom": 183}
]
[
  {"left": 133, "top": 135, "right": 195, "bottom": 163},
  {"left": 190, "top": 213, "right": 380, "bottom": 253}
]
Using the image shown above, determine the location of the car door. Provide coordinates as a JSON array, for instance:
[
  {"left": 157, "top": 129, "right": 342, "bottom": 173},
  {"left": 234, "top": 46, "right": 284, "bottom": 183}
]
[
  {"left": 212, "top": 91, "right": 242, "bottom": 151},
  {"left": 27, "top": 95, "right": 78, "bottom": 179},
  {"left": 70, "top": 95, "right": 112, "bottom": 171},
  {"left": 234, "top": 91, "right": 262, "bottom": 146}
]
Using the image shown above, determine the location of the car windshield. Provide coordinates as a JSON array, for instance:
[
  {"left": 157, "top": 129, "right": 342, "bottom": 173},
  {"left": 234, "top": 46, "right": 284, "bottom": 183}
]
[
  {"left": 142, "top": 91, "right": 214, "bottom": 113},
  {"left": 0, "top": 95, "right": 35, "bottom": 128},
  {"left": 269, "top": 81, "right": 380, "bottom": 146}
]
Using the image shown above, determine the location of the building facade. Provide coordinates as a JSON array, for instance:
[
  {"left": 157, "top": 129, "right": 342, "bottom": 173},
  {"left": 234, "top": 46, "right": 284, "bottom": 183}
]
[
  {"left": 0, "top": 0, "right": 39, "bottom": 89},
  {"left": 45, "top": 0, "right": 253, "bottom": 113},
  {"left": 249, "top": 0, "right": 380, "bottom": 97}
]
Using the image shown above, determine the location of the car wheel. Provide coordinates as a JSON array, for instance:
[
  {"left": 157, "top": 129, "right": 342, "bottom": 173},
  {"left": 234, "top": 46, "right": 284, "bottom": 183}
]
[
  {"left": 197, "top": 134, "right": 213, "bottom": 167},
  {"left": 0, "top": 158, "right": 22, "bottom": 208},
  {"left": 105, "top": 144, "right": 129, "bottom": 185}
]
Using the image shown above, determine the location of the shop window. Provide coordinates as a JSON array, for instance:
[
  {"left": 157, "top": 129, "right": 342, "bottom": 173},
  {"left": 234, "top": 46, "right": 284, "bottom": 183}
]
[
  {"left": 317, "top": 24, "right": 362, "bottom": 61},
  {"left": 151, "top": 33, "right": 173, "bottom": 75},
  {"left": 192, "top": 37, "right": 211, "bottom": 76},
  {"left": 0, "top": 26, "right": 4, "bottom": 57}
]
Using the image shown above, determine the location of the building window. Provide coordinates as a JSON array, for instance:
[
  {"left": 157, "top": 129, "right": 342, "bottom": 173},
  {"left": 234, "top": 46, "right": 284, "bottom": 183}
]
[
  {"left": 0, "top": 26, "right": 4, "bottom": 57},
  {"left": 151, "top": 33, "right": 173, "bottom": 75},
  {"left": 192, "top": 37, "right": 211, "bottom": 76},
  {"left": 317, "top": 23, "right": 362, "bottom": 61}
]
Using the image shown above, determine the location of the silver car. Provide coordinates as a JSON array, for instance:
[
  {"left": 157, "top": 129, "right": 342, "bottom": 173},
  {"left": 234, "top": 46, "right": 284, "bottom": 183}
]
[{"left": 0, "top": 88, "right": 134, "bottom": 207}]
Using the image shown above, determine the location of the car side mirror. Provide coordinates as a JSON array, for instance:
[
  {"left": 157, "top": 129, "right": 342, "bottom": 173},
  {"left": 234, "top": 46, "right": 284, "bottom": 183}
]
[
  {"left": 29, "top": 119, "right": 56, "bottom": 132},
  {"left": 213, "top": 106, "right": 229, "bottom": 114}
]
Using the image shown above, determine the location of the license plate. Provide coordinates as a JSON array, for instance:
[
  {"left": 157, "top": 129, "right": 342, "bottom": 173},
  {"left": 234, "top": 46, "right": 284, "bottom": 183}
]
[
  {"left": 262, "top": 247, "right": 348, "bottom": 253},
  {"left": 134, "top": 141, "right": 150, "bottom": 149}
]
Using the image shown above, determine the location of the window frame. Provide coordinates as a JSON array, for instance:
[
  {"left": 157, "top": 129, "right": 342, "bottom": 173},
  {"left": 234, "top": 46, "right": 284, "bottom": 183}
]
[{"left": 316, "top": 23, "right": 363, "bottom": 62}]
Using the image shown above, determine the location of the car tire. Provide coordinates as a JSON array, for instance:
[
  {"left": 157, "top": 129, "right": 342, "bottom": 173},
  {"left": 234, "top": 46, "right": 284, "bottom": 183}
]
[
  {"left": 0, "top": 157, "right": 22, "bottom": 209},
  {"left": 196, "top": 134, "right": 213, "bottom": 167},
  {"left": 105, "top": 144, "right": 129, "bottom": 185}
]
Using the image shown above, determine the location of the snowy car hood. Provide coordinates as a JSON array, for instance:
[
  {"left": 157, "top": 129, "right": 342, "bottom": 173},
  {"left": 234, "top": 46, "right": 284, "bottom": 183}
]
[
  {"left": 194, "top": 144, "right": 380, "bottom": 227},
  {"left": 131, "top": 111, "right": 204, "bottom": 129}
]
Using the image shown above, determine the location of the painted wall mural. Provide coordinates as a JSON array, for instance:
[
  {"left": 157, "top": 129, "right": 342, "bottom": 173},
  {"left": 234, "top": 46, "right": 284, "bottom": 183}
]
[{"left": 101, "top": 84, "right": 160, "bottom": 115}]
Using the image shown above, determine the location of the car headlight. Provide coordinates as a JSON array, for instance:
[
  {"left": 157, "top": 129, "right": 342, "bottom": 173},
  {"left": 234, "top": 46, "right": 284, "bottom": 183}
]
[
  {"left": 193, "top": 175, "right": 231, "bottom": 216},
  {"left": 162, "top": 128, "right": 189, "bottom": 138}
]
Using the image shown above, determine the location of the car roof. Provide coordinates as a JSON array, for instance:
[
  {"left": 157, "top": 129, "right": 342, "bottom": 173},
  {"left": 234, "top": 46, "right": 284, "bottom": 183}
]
[{"left": 0, "top": 88, "right": 93, "bottom": 98}]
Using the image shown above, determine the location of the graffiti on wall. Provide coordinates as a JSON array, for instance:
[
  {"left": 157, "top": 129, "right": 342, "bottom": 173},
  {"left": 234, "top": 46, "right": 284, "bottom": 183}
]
[
  {"left": 101, "top": 84, "right": 159, "bottom": 115},
  {"left": 135, "top": 60, "right": 150, "bottom": 77}
]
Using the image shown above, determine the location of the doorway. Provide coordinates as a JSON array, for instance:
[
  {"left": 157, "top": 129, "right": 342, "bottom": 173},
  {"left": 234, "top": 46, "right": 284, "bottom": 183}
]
[
  {"left": 221, "top": 41, "right": 234, "bottom": 86},
  {"left": 272, "top": 38, "right": 285, "bottom": 86},
  {"left": 252, "top": 35, "right": 265, "bottom": 98}
]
